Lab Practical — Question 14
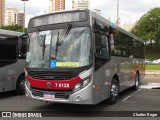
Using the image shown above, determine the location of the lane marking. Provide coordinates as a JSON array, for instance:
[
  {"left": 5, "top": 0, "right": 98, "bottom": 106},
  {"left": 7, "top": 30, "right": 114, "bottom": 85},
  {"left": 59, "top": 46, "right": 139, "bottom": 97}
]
[{"left": 122, "top": 89, "right": 141, "bottom": 103}]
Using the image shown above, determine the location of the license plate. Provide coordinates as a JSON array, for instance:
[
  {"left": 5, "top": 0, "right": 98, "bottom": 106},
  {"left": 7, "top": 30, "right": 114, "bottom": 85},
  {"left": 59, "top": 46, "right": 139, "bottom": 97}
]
[{"left": 43, "top": 93, "right": 55, "bottom": 99}]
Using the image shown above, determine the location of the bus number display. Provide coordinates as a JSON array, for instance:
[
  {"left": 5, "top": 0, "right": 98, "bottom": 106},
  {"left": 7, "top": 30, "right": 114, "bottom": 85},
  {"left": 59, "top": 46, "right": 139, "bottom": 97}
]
[{"left": 55, "top": 83, "right": 70, "bottom": 88}]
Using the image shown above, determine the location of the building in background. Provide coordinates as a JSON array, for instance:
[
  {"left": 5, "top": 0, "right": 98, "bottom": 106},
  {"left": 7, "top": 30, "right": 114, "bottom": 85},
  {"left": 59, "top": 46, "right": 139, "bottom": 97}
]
[
  {"left": 72, "top": 0, "right": 89, "bottom": 10},
  {"left": 0, "top": 0, "right": 5, "bottom": 26},
  {"left": 17, "top": 11, "right": 24, "bottom": 27},
  {"left": 6, "top": 8, "right": 25, "bottom": 27},
  {"left": 48, "top": 0, "right": 55, "bottom": 12},
  {"left": 48, "top": 0, "right": 65, "bottom": 12},
  {"left": 7, "top": 8, "right": 18, "bottom": 25}
]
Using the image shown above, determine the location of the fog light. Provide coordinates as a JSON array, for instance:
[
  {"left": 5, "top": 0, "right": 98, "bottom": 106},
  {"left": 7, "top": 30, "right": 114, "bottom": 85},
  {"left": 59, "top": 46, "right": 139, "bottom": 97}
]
[{"left": 76, "top": 96, "right": 82, "bottom": 101}]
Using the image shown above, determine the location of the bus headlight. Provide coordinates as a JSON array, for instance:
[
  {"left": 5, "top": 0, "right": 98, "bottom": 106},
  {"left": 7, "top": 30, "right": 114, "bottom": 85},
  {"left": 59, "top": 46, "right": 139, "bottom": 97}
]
[
  {"left": 73, "top": 77, "right": 91, "bottom": 92},
  {"left": 26, "top": 80, "right": 31, "bottom": 90},
  {"left": 82, "top": 78, "right": 90, "bottom": 87},
  {"left": 74, "top": 83, "right": 81, "bottom": 92}
]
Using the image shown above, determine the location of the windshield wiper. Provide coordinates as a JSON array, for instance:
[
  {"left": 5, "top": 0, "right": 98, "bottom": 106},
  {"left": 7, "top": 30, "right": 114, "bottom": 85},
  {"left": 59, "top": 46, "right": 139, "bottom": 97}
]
[
  {"left": 57, "top": 24, "right": 72, "bottom": 46},
  {"left": 42, "top": 36, "right": 46, "bottom": 60},
  {"left": 36, "top": 29, "right": 46, "bottom": 60},
  {"left": 55, "top": 32, "right": 60, "bottom": 59},
  {"left": 54, "top": 24, "right": 72, "bottom": 59}
]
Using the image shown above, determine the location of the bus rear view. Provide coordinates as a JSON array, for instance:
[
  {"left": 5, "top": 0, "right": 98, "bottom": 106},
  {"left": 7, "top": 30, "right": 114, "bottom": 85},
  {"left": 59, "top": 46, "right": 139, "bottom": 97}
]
[{"left": 25, "top": 10, "right": 145, "bottom": 105}]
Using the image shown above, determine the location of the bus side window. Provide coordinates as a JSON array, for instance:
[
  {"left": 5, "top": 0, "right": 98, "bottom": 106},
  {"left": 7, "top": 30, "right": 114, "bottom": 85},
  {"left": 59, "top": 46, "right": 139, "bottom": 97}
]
[
  {"left": 95, "top": 32, "right": 109, "bottom": 57},
  {"left": 18, "top": 35, "right": 27, "bottom": 59},
  {"left": 0, "top": 42, "right": 17, "bottom": 68},
  {"left": 95, "top": 30, "right": 110, "bottom": 71},
  {"left": 100, "top": 34, "right": 109, "bottom": 57}
]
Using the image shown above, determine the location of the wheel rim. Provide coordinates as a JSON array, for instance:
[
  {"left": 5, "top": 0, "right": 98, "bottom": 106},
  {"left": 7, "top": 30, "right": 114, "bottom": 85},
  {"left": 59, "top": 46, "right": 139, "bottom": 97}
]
[
  {"left": 111, "top": 83, "right": 119, "bottom": 97},
  {"left": 20, "top": 79, "right": 25, "bottom": 90},
  {"left": 135, "top": 75, "right": 139, "bottom": 87}
]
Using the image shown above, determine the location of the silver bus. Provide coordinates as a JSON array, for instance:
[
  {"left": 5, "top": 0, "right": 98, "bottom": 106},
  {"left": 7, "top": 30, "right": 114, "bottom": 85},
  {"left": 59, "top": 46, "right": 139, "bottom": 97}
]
[
  {"left": 25, "top": 9, "right": 145, "bottom": 104},
  {"left": 0, "top": 29, "right": 27, "bottom": 94}
]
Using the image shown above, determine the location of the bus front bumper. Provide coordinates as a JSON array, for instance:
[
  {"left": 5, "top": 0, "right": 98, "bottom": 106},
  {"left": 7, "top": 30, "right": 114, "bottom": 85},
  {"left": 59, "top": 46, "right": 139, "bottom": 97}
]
[{"left": 25, "top": 82, "right": 95, "bottom": 105}]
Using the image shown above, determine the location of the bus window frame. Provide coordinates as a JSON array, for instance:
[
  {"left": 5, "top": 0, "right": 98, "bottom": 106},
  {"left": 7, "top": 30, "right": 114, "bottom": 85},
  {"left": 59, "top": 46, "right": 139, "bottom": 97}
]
[{"left": 18, "top": 34, "right": 28, "bottom": 59}]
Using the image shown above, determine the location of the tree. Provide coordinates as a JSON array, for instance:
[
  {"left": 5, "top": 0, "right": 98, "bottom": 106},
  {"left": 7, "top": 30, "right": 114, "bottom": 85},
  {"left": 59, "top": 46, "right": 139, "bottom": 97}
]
[
  {"left": 131, "top": 7, "right": 160, "bottom": 46},
  {"left": 0, "top": 25, "right": 27, "bottom": 33}
]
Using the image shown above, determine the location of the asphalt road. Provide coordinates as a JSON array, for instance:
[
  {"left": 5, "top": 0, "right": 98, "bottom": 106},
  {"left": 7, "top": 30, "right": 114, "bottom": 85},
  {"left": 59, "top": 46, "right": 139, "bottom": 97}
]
[{"left": 0, "top": 75, "right": 160, "bottom": 119}]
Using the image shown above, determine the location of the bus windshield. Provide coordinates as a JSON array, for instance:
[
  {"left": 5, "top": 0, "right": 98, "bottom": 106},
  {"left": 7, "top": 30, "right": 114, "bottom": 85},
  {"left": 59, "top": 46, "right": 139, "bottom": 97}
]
[{"left": 27, "top": 27, "right": 92, "bottom": 68}]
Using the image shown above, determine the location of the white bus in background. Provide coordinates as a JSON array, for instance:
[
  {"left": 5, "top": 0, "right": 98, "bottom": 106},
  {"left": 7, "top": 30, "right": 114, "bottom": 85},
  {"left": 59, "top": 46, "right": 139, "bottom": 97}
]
[{"left": 0, "top": 29, "right": 27, "bottom": 94}]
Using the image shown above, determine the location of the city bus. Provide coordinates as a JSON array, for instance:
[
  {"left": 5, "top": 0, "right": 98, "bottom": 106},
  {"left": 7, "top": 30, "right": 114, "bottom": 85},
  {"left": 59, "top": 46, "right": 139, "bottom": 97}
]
[
  {"left": 0, "top": 29, "right": 27, "bottom": 95},
  {"left": 25, "top": 9, "right": 145, "bottom": 104}
]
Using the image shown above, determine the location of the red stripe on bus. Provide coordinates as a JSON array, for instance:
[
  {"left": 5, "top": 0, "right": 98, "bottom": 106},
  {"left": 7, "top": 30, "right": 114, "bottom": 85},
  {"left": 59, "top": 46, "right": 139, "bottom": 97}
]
[{"left": 26, "top": 75, "right": 81, "bottom": 90}]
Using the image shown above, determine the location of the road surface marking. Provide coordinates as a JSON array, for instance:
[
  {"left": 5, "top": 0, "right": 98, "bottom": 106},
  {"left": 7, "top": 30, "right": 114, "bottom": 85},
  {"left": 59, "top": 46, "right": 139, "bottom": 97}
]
[{"left": 122, "top": 89, "right": 141, "bottom": 103}]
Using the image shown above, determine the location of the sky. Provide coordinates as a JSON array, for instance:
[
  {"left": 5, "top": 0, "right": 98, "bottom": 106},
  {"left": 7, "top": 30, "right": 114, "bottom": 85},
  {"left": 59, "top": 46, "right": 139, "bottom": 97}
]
[{"left": 5, "top": 0, "right": 160, "bottom": 27}]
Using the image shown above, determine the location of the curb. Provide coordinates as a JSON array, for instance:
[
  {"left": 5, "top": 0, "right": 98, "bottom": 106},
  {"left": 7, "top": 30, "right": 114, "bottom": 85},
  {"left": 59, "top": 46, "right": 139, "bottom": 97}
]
[{"left": 145, "top": 70, "right": 160, "bottom": 75}]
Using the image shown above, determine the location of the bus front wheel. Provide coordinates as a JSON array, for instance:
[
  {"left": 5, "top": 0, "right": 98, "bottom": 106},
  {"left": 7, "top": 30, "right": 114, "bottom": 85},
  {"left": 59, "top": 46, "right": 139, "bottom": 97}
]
[
  {"left": 16, "top": 75, "right": 25, "bottom": 95},
  {"left": 106, "top": 79, "right": 119, "bottom": 105}
]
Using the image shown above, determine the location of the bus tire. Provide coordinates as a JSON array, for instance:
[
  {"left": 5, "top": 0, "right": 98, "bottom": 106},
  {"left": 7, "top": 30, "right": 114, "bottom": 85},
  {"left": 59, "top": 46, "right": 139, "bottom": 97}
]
[
  {"left": 16, "top": 75, "right": 25, "bottom": 95},
  {"left": 106, "top": 79, "right": 119, "bottom": 105},
  {"left": 133, "top": 73, "right": 140, "bottom": 90}
]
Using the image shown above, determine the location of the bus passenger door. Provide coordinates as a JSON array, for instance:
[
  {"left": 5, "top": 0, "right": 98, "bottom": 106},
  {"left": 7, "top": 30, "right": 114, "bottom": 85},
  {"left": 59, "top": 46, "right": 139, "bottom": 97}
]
[{"left": 94, "top": 29, "right": 111, "bottom": 102}]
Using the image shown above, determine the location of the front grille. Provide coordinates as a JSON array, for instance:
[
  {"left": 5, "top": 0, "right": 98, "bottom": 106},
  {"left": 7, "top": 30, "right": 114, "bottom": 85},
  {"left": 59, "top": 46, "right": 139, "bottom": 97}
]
[
  {"left": 28, "top": 71, "right": 76, "bottom": 80},
  {"left": 31, "top": 88, "right": 72, "bottom": 99}
]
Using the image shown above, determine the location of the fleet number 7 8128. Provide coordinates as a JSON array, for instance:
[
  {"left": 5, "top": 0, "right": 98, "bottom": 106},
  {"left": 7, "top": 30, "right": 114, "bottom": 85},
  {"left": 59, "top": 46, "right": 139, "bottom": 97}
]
[{"left": 55, "top": 83, "right": 70, "bottom": 88}]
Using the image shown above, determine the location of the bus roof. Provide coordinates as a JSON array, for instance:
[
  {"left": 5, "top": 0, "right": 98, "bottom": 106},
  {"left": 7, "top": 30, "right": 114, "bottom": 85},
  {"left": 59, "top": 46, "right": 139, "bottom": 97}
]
[
  {"left": 0, "top": 29, "right": 24, "bottom": 39},
  {"left": 28, "top": 9, "right": 144, "bottom": 43},
  {"left": 0, "top": 29, "right": 24, "bottom": 36},
  {"left": 89, "top": 10, "right": 144, "bottom": 43}
]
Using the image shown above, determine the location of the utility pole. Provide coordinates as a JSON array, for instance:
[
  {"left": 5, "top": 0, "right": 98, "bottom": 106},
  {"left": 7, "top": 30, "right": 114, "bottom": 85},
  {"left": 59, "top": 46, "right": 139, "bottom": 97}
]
[
  {"left": 21, "top": 0, "right": 29, "bottom": 32},
  {"left": 117, "top": 0, "right": 119, "bottom": 25}
]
